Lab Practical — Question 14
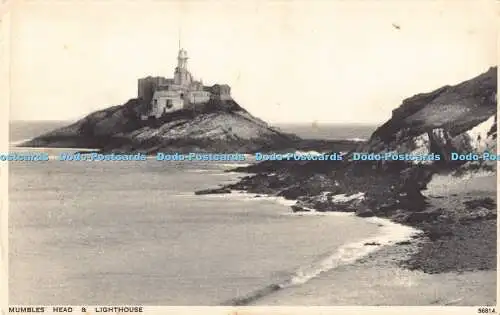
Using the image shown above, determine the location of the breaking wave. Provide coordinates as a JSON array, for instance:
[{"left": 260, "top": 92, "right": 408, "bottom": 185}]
[
  {"left": 221, "top": 199, "right": 420, "bottom": 306},
  {"left": 347, "top": 137, "right": 367, "bottom": 142},
  {"left": 190, "top": 184, "right": 420, "bottom": 306}
]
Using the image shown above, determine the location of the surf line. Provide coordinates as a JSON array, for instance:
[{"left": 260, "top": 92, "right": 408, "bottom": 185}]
[{"left": 221, "top": 205, "right": 421, "bottom": 306}]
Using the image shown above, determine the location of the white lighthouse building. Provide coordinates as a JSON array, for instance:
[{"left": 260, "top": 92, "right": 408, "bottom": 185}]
[{"left": 138, "top": 45, "right": 232, "bottom": 119}]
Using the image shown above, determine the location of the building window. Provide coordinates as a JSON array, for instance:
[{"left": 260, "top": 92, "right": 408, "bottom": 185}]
[{"left": 166, "top": 100, "right": 173, "bottom": 109}]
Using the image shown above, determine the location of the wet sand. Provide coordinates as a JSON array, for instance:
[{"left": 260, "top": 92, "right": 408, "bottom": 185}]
[
  {"left": 253, "top": 172, "right": 497, "bottom": 306},
  {"left": 252, "top": 240, "right": 496, "bottom": 305}
]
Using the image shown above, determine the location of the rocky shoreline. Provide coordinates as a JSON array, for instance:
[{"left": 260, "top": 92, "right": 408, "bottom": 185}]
[
  {"left": 197, "top": 159, "right": 496, "bottom": 274},
  {"left": 196, "top": 67, "right": 498, "bottom": 275}
]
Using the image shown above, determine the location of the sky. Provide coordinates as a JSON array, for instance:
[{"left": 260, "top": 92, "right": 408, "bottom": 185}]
[{"left": 8, "top": 0, "right": 498, "bottom": 124}]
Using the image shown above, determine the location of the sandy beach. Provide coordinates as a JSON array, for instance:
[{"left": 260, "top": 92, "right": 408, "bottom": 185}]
[
  {"left": 250, "top": 171, "right": 497, "bottom": 305},
  {"left": 252, "top": 240, "right": 496, "bottom": 306}
]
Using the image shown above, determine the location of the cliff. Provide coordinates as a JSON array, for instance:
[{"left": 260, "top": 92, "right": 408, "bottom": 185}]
[
  {"left": 201, "top": 67, "right": 498, "bottom": 274},
  {"left": 222, "top": 66, "right": 497, "bottom": 198},
  {"left": 364, "top": 66, "right": 497, "bottom": 167},
  {"left": 19, "top": 99, "right": 358, "bottom": 153}
]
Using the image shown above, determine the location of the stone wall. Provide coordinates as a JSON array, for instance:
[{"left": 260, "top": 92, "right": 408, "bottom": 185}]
[
  {"left": 152, "top": 97, "right": 184, "bottom": 118},
  {"left": 138, "top": 76, "right": 168, "bottom": 104},
  {"left": 188, "top": 91, "right": 211, "bottom": 104},
  {"left": 139, "top": 77, "right": 233, "bottom": 118},
  {"left": 209, "top": 84, "right": 232, "bottom": 101},
  {"left": 151, "top": 90, "right": 184, "bottom": 118}
]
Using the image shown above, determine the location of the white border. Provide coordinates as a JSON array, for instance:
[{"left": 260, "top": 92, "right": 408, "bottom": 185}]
[{"left": 1, "top": 0, "right": 498, "bottom": 313}]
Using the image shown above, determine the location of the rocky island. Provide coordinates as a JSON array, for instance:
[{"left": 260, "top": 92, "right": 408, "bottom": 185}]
[
  {"left": 199, "top": 66, "right": 498, "bottom": 276},
  {"left": 19, "top": 47, "right": 358, "bottom": 154}
]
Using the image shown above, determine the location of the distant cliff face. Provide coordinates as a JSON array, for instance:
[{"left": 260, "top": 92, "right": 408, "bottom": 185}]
[
  {"left": 358, "top": 67, "right": 497, "bottom": 169},
  {"left": 20, "top": 99, "right": 301, "bottom": 153}
]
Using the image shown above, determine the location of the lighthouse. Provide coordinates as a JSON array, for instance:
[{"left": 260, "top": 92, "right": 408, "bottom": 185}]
[
  {"left": 174, "top": 48, "right": 192, "bottom": 87},
  {"left": 177, "top": 48, "right": 188, "bottom": 70}
]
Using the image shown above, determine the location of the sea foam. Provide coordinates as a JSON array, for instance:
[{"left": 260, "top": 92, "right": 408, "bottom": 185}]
[{"left": 218, "top": 190, "right": 421, "bottom": 306}]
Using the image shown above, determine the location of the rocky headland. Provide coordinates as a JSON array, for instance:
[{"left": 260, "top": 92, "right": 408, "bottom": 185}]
[
  {"left": 19, "top": 99, "right": 359, "bottom": 154},
  {"left": 198, "top": 67, "right": 498, "bottom": 274}
]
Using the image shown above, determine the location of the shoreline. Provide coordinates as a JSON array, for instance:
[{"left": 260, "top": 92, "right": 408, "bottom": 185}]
[
  {"left": 198, "top": 190, "right": 423, "bottom": 306},
  {"left": 206, "top": 160, "right": 497, "bottom": 273},
  {"left": 270, "top": 181, "right": 494, "bottom": 305},
  {"left": 251, "top": 235, "right": 496, "bottom": 306},
  {"left": 195, "top": 161, "right": 497, "bottom": 305}
]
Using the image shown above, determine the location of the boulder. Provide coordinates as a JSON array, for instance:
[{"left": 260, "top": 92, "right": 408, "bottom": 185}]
[
  {"left": 355, "top": 207, "right": 375, "bottom": 217},
  {"left": 291, "top": 205, "right": 310, "bottom": 213},
  {"left": 403, "top": 208, "right": 444, "bottom": 224}
]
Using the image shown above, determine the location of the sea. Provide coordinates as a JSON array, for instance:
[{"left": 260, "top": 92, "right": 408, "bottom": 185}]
[{"left": 8, "top": 121, "right": 416, "bottom": 305}]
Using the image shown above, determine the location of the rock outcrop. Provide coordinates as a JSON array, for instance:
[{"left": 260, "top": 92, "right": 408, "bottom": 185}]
[
  {"left": 20, "top": 99, "right": 360, "bottom": 153},
  {"left": 20, "top": 100, "right": 294, "bottom": 152}
]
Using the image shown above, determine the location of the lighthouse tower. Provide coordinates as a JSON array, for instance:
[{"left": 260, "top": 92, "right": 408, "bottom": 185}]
[
  {"left": 177, "top": 48, "right": 188, "bottom": 69},
  {"left": 174, "top": 42, "right": 192, "bottom": 87}
]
